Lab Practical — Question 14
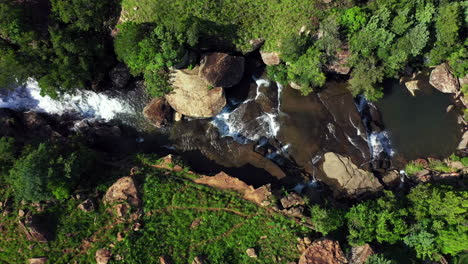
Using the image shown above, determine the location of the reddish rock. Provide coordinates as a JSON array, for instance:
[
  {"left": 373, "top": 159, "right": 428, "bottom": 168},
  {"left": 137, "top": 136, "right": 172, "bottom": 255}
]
[
  {"left": 414, "top": 159, "right": 429, "bottom": 167},
  {"left": 199, "top": 52, "right": 245, "bottom": 87},
  {"left": 429, "top": 63, "right": 459, "bottom": 94},
  {"left": 260, "top": 51, "right": 281, "bottom": 66},
  {"left": 143, "top": 98, "right": 173, "bottom": 128},
  {"left": 299, "top": 239, "right": 347, "bottom": 264}
]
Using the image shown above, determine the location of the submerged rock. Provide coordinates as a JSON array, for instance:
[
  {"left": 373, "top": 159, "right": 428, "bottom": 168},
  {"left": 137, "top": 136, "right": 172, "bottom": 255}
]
[
  {"left": 299, "top": 239, "right": 347, "bottom": 264},
  {"left": 429, "top": 63, "right": 459, "bottom": 94},
  {"left": 404, "top": 80, "right": 421, "bottom": 96},
  {"left": 321, "top": 152, "right": 382, "bottom": 198},
  {"left": 143, "top": 98, "right": 173, "bottom": 128},
  {"left": 165, "top": 68, "right": 226, "bottom": 118},
  {"left": 199, "top": 52, "right": 245, "bottom": 87}
]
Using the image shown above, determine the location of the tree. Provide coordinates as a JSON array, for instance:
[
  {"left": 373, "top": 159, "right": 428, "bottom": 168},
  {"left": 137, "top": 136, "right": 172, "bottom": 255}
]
[
  {"left": 309, "top": 204, "right": 344, "bottom": 235},
  {"left": 340, "top": 7, "right": 368, "bottom": 35},
  {"left": 50, "top": 0, "right": 114, "bottom": 31},
  {"left": 346, "top": 191, "right": 408, "bottom": 245},
  {"left": 286, "top": 46, "right": 326, "bottom": 95},
  {"left": 428, "top": 2, "right": 462, "bottom": 65},
  {"left": 7, "top": 142, "right": 95, "bottom": 201},
  {"left": 0, "top": 137, "right": 16, "bottom": 184},
  {"left": 406, "top": 184, "right": 468, "bottom": 259}
]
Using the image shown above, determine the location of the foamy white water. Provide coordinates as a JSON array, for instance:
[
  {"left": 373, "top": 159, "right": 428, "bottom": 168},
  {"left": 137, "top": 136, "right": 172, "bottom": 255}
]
[
  {"left": 211, "top": 76, "right": 282, "bottom": 143},
  {"left": 0, "top": 79, "right": 132, "bottom": 121}
]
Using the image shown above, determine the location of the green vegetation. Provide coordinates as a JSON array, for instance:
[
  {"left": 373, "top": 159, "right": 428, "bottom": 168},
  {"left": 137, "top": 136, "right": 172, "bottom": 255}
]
[
  {"left": 345, "top": 185, "right": 467, "bottom": 261},
  {"left": 405, "top": 161, "right": 425, "bottom": 175},
  {"left": 0, "top": 0, "right": 118, "bottom": 97},
  {"left": 365, "top": 254, "right": 394, "bottom": 264},
  {"left": 309, "top": 204, "right": 344, "bottom": 235},
  {"left": 6, "top": 141, "right": 95, "bottom": 201}
]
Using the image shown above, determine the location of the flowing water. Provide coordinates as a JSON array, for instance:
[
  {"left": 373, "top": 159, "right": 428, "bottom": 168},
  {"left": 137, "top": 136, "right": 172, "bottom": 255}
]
[{"left": 0, "top": 68, "right": 462, "bottom": 188}]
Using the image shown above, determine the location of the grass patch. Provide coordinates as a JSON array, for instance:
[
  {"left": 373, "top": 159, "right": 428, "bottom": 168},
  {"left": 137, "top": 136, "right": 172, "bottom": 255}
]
[
  {"left": 113, "top": 167, "right": 309, "bottom": 263},
  {"left": 404, "top": 161, "right": 425, "bottom": 176},
  {"left": 120, "top": 0, "right": 337, "bottom": 52}
]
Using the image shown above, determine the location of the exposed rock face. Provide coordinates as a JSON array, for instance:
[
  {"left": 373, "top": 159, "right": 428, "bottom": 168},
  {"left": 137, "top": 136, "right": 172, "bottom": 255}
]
[
  {"left": 165, "top": 68, "right": 226, "bottom": 118},
  {"left": 143, "top": 98, "right": 173, "bottom": 128},
  {"left": 405, "top": 80, "right": 422, "bottom": 96},
  {"left": 96, "top": 249, "right": 111, "bottom": 264},
  {"left": 299, "top": 239, "right": 347, "bottom": 264},
  {"left": 458, "top": 131, "right": 468, "bottom": 150},
  {"left": 429, "top": 63, "right": 460, "bottom": 94},
  {"left": 194, "top": 172, "right": 272, "bottom": 205},
  {"left": 28, "top": 257, "right": 48, "bottom": 264},
  {"left": 260, "top": 51, "right": 281, "bottom": 66},
  {"left": 328, "top": 48, "right": 351, "bottom": 75},
  {"left": 104, "top": 177, "right": 141, "bottom": 207},
  {"left": 349, "top": 244, "right": 374, "bottom": 264},
  {"left": 110, "top": 63, "right": 131, "bottom": 89},
  {"left": 199, "top": 52, "right": 245, "bottom": 87},
  {"left": 19, "top": 214, "right": 54, "bottom": 242},
  {"left": 280, "top": 192, "right": 305, "bottom": 209},
  {"left": 321, "top": 152, "right": 383, "bottom": 198}
]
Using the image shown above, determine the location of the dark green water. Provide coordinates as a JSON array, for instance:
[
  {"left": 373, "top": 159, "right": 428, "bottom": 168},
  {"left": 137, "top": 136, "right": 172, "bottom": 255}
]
[{"left": 376, "top": 79, "right": 462, "bottom": 160}]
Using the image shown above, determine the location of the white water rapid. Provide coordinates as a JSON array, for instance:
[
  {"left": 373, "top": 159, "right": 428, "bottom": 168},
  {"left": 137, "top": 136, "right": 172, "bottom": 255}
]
[
  {"left": 211, "top": 76, "right": 283, "bottom": 143},
  {"left": 0, "top": 79, "right": 133, "bottom": 121}
]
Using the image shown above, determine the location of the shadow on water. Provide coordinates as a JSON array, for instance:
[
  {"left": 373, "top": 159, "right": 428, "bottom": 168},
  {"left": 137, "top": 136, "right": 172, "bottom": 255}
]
[{"left": 376, "top": 78, "right": 462, "bottom": 160}]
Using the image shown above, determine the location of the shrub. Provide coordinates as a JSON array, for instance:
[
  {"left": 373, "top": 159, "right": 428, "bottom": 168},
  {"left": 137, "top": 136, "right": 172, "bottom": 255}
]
[
  {"left": 365, "top": 254, "right": 394, "bottom": 264},
  {"left": 7, "top": 142, "right": 95, "bottom": 201},
  {"left": 309, "top": 204, "right": 344, "bottom": 235},
  {"left": 0, "top": 137, "right": 16, "bottom": 184},
  {"left": 405, "top": 161, "right": 425, "bottom": 176}
]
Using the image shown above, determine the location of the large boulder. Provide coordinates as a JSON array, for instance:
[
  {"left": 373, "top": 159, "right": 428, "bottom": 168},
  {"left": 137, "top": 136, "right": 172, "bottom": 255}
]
[
  {"left": 299, "top": 239, "right": 347, "bottom": 264},
  {"left": 260, "top": 51, "right": 281, "bottom": 66},
  {"left": 199, "top": 52, "right": 245, "bottom": 87},
  {"left": 321, "top": 152, "right": 383, "bottom": 198},
  {"left": 429, "top": 63, "right": 459, "bottom": 94},
  {"left": 104, "top": 177, "right": 141, "bottom": 207},
  {"left": 143, "top": 98, "right": 173, "bottom": 128},
  {"left": 165, "top": 68, "right": 226, "bottom": 118}
]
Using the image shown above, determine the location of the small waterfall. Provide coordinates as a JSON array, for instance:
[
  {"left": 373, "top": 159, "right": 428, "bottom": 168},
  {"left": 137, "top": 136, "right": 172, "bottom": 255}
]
[
  {"left": 211, "top": 76, "right": 282, "bottom": 143},
  {"left": 355, "top": 95, "right": 394, "bottom": 160},
  {"left": 0, "top": 79, "right": 133, "bottom": 121}
]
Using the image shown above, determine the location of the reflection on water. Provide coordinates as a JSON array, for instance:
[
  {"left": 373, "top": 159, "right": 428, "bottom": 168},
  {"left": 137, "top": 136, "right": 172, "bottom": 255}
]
[{"left": 376, "top": 79, "right": 462, "bottom": 160}]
